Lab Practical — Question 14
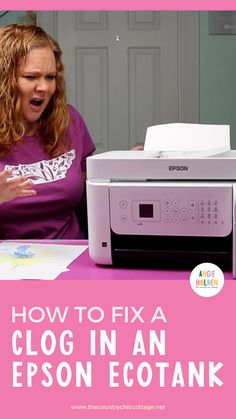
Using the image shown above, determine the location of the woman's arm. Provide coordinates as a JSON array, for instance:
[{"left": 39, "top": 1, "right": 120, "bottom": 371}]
[{"left": 0, "top": 169, "right": 36, "bottom": 204}]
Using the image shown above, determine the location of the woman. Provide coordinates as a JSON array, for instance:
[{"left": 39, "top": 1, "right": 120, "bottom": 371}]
[{"left": 0, "top": 24, "right": 95, "bottom": 239}]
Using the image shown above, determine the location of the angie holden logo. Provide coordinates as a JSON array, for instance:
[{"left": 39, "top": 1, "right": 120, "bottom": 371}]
[{"left": 190, "top": 263, "right": 224, "bottom": 297}]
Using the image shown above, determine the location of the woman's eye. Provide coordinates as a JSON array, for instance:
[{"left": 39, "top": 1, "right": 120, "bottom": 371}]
[
  {"left": 24, "top": 75, "right": 36, "bottom": 80},
  {"left": 46, "top": 75, "right": 56, "bottom": 81}
]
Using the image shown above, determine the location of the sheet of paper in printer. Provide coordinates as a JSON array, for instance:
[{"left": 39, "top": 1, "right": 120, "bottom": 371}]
[
  {"left": 0, "top": 242, "right": 88, "bottom": 280},
  {"left": 144, "top": 123, "right": 230, "bottom": 158}
]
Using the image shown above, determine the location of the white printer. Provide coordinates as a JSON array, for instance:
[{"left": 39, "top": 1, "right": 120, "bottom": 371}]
[{"left": 86, "top": 123, "right": 236, "bottom": 276}]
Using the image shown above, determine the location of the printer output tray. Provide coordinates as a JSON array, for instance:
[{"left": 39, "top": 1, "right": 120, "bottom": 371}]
[{"left": 111, "top": 231, "right": 232, "bottom": 271}]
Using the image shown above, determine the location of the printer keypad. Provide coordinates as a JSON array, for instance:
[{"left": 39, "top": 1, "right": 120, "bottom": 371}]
[
  {"left": 163, "top": 199, "right": 198, "bottom": 224},
  {"left": 162, "top": 199, "right": 222, "bottom": 224},
  {"left": 199, "top": 200, "right": 219, "bottom": 225}
]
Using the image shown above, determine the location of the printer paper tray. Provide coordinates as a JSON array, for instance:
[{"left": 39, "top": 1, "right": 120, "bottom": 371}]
[{"left": 111, "top": 232, "right": 232, "bottom": 271}]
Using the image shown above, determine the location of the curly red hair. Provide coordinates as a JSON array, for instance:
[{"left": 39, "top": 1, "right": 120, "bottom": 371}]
[{"left": 0, "top": 24, "right": 70, "bottom": 156}]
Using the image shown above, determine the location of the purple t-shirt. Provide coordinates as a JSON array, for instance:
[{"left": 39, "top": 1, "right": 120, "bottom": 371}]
[{"left": 0, "top": 105, "right": 95, "bottom": 239}]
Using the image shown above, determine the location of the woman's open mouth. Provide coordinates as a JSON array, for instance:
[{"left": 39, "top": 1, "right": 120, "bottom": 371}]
[{"left": 30, "top": 98, "right": 44, "bottom": 107}]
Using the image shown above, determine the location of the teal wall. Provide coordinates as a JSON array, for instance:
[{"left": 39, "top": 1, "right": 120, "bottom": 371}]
[
  {"left": 200, "top": 11, "right": 236, "bottom": 148},
  {"left": 0, "top": 11, "right": 27, "bottom": 25}
]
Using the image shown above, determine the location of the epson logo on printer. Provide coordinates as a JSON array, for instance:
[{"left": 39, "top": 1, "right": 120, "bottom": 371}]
[{"left": 169, "top": 165, "right": 189, "bottom": 171}]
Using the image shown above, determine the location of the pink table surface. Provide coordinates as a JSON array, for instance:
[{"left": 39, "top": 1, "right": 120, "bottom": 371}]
[{"left": 14, "top": 239, "right": 232, "bottom": 281}]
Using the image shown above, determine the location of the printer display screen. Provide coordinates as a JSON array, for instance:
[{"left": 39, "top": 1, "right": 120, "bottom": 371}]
[{"left": 139, "top": 203, "right": 154, "bottom": 218}]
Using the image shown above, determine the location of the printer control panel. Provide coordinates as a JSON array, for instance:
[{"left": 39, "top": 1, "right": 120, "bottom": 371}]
[
  {"left": 162, "top": 198, "right": 219, "bottom": 225},
  {"left": 110, "top": 183, "right": 232, "bottom": 237}
]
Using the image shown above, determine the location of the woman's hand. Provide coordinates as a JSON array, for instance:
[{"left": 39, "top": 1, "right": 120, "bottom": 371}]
[
  {"left": 0, "top": 169, "right": 37, "bottom": 204},
  {"left": 132, "top": 145, "right": 144, "bottom": 151}
]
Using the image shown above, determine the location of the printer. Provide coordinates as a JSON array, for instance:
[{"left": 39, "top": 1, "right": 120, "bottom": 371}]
[{"left": 86, "top": 123, "right": 236, "bottom": 276}]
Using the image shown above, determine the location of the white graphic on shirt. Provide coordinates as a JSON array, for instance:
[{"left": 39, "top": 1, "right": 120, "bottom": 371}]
[{"left": 5, "top": 149, "right": 76, "bottom": 184}]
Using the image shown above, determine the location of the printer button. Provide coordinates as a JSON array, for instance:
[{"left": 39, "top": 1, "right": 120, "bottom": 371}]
[
  {"left": 181, "top": 208, "right": 188, "bottom": 215},
  {"left": 119, "top": 200, "right": 128, "bottom": 209},
  {"left": 189, "top": 213, "right": 197, "bottom": 223},
  {"left": 120, "top": 215, "right": 128, "bottom": 222},
  {"left": 173, "top": 200, "right": 179, "bottom": 207},
  {"left": 164, "top": 199, "right": 172, "bottom": 207},
  {"left": 189, "top": 200, "right": 197, "bottom": 210}
]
